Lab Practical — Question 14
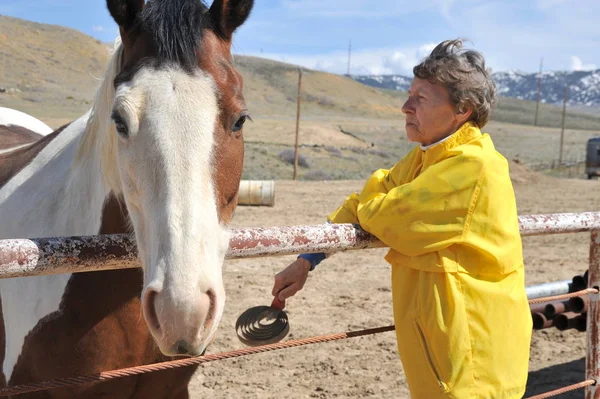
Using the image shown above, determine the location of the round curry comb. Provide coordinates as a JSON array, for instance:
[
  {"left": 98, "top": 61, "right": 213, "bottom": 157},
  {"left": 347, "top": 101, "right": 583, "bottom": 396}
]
[{"left": 235, "top": 297, "right": 289, "bottom": 346}]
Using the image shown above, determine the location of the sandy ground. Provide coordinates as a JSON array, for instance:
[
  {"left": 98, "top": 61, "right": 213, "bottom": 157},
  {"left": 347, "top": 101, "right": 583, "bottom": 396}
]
[{"left": 184, "top": 165, "right": 600, "bottom": 399}]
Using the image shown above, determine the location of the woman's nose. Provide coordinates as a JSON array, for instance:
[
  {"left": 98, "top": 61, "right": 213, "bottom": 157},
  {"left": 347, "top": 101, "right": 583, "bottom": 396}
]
[{"left": 401, "top": 99, "right": 413, "bottom": 114}]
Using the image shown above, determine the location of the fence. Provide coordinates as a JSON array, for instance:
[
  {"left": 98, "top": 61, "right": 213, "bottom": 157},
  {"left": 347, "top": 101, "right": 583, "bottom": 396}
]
[
  {"left": 525, "top": 156, "right": 587, "bottom": 179},
  {"left": 1, "top": 212, "right": 600, "bottom": 397}
]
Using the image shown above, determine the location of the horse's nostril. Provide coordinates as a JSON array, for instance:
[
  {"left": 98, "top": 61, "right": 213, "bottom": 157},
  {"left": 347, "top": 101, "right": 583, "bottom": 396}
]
[
  {"left": 206, "top": 289, "right": 216, "bottom": 322},
  {"left": 174, "top": 340, "right": 191, "bottom": 355},
  {"left": 144, "top": 289, "right": 161, "bottom": 332}
]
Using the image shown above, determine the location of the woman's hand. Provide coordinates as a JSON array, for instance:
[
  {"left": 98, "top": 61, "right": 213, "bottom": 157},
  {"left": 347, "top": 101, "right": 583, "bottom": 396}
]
[{"left": 271, "top": 257, "right": 312, "bottom": 308}]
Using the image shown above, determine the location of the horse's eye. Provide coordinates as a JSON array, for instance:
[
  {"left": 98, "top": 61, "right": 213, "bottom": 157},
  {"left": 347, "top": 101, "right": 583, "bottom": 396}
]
[
  {"left": 111, "top": 111, "right": 129, "bottom": 138},
  {"left": 232, "top": 114, "right": 250, "bottom": 133}
]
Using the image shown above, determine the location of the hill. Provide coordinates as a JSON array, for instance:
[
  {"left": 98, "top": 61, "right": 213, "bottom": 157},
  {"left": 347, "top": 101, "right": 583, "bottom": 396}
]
[
  {"left": 232, "top": 56, "right": 406, "bottom": 119},
  {"left": 353, "top": 72, "right": 600, "bottom": 131},
  {"left": 0, "top": 15, "right": 110, "bottom": 121},
  {"left": 1, "top": 14, "right": 599, "bottom": 182}
]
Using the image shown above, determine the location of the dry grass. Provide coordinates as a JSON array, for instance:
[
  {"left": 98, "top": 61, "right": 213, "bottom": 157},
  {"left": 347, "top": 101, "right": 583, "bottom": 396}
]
[
  {"left": 240, "top": 117, "right": 600, "bottom": 182},
  {"left": 1, "top": 14, "right": 599, "bottom": 182},
  {"left": 0, "top": 15, "right": 109, "bottom": 121}
]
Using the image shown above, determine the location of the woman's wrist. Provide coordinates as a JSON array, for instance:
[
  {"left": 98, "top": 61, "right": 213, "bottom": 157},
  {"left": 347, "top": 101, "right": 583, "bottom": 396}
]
[{"left": 297, "top": 252, "right": 326, "bottom": 271}]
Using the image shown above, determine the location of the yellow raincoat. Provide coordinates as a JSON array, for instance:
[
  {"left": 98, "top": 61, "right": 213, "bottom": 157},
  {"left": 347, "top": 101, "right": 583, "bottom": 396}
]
[{"left": 328, "top": 121, "right": 531, "bottom": 398}]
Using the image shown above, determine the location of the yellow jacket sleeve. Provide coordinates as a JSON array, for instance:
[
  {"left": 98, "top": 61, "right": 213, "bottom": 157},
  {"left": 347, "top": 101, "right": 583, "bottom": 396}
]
[
  {"left": 356, "top": 154, "right": 484, "bottom": 258},
  {"left": 327, "top": 192, "right": 360, "bottom": 224},
  {"left": 327, "top": 167, "right": 398, "bottom": 224}
]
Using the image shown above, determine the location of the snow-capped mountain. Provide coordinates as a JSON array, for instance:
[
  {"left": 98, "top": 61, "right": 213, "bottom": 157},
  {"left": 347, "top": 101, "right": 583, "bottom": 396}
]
[
  {"left": 351, "top": 74, "right": 412, "bottom": 92},
  {"left": 352, "top": 70, "right": 600, "bottom": 106}
]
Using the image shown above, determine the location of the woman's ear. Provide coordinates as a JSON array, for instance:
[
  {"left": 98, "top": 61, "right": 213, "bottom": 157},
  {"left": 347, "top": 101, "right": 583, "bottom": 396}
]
[{"left": 455, "top": 106, "right": 473, "bottom": 124}]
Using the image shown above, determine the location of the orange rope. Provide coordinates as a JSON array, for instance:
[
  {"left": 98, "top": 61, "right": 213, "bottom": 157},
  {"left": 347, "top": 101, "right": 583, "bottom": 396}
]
[
  {"left": 0, "top": 288, "right": 597, "bottom": 396},
  {"left": 0, "top": 325, "right": 395, "bottom": 397},
  {"left": 524, "top": 379, "right": 595, "bottom": 399},
  {"left": 528, "top": 288, "right": 598, "bottom": 305}
]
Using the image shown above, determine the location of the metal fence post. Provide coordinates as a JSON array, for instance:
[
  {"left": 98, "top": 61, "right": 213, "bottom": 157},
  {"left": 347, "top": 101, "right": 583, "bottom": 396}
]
[{"left": 586, "top": 230, "right": 600, "bottom": 398}]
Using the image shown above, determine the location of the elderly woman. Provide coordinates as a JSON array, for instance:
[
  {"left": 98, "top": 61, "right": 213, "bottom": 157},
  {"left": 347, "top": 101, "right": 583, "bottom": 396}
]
[{"left": 271, "top": 39, "right": 532, "bottom": 398}]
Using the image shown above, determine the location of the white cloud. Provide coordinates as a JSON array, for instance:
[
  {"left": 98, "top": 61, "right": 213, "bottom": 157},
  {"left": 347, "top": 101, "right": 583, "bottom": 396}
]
[
  {"left": 439, "top": 0, "right": 600, "bottom": 72},
  {"left": 571, "top": 56, "right": 597, "bottom": 71},
  {"left": 416, "top": 43, "right": 438, "bottom": 60},
  {"left": 234, "top": 0, "right": 598, "bottom": 75},
  {"left": 246, "top": 44, "right": 439, "bottom": 76},
  {"left": 92, "top": 25, "right": 104, "bottom": 32}
]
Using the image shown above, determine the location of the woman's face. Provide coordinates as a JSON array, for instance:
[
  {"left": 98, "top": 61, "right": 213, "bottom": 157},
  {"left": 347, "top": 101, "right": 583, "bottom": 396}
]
[{"left": 401, "top": 77, "right": 471, "bottom": 146}]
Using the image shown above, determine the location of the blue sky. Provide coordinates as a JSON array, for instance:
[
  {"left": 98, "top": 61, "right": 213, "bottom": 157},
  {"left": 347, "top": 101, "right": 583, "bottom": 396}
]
[{"left": 1, "top": 0, "right": 598, "bottom": 76}]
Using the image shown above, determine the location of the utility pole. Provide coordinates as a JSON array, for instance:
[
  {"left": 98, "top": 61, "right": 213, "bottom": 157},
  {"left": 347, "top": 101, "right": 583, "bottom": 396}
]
[
  {"left": 534, "top": 57, "right": 543, "bottom": 126},
  {"left": 559, "top": 84, "right": 568, "bottom": 166},
  {"left": 347, "top": 40, "right": 352, "bottom": 77},
  {"left": 293, "top": 67, "right": 303, "bottom": 180}
]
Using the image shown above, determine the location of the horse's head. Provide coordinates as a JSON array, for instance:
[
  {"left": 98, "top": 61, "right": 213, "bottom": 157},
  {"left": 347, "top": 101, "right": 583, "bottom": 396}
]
[{"left": 104, "top": 0, "right": 252, "bottom": 357}]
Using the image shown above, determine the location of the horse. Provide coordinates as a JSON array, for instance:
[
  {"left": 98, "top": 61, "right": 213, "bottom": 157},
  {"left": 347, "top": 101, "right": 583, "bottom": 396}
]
[
  {"left": 0, "top": 0, "right": 253, "bottom": 397},
  {"left": 0, "top": 107, "right": 52, "bottom": 151},
  {"left": 0, "top": 107, "right": 53, "bottom": 137}
]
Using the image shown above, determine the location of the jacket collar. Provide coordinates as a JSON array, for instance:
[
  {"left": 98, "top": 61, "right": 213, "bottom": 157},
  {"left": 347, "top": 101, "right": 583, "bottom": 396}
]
[{"left": 420, "top": 121, "right": 482, "bottom": 155}]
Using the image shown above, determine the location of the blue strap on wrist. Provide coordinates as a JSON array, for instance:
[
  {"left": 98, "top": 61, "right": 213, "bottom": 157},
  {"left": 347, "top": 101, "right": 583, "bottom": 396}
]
[{"left": 298, "top": 252, "right": 326, "bottom": 271}]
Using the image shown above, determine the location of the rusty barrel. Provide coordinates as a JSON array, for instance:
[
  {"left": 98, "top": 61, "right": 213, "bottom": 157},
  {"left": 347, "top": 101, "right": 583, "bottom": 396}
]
[{"left": 238, "top": 180, "right": 275, "bottom": 207}]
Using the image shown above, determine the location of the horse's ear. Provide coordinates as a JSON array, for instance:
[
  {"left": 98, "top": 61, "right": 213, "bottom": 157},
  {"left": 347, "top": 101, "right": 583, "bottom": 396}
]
[
  {"left": 106, "top": 0, "right": 145, "bottom": 31},
  {"left": 208, "top": 0, "right": 254, "bottom": 41}
]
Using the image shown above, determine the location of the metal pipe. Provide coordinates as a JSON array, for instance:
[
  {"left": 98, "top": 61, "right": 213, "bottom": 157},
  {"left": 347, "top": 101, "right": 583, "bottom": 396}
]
[
  {"left": 0, "top": 223, "right": 387, "bottom": 278},
  {"left": 532, "top": 312, "right": 553, "bottom": 330},
  {"left": 569, "top": 296, "right": 589, "bottom": 314},
  {"left": 1, "top": 213, "right": 600, "bottom": 279},
  {"left": 544, "top": 301, "right": 569, "bottom": 318},
  {"left": 530, "top": 303, "right": 547, "bottom": 314},
  {"left": 573, "top": 274, "right": 588, "bottom": 292},
  {"left": 554, "top": 311, "right": 581, "bottom": 331},
  {"left": 519, "top": 212, "right": 600, "bottom": 236},
  {"left": 585, "top": 230, "right": 600, "bottom": 399},
  {"left": 526, "top": 280, "right": 572, "bottom": 300},
  {"left": 553, "top": 313, "right": 587, "bottom": 333}
]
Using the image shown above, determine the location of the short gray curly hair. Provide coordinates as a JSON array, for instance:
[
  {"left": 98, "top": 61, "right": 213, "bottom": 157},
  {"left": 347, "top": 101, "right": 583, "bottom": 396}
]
[{"left": 413, "top": 39, "right": 496, "bottom": 128}]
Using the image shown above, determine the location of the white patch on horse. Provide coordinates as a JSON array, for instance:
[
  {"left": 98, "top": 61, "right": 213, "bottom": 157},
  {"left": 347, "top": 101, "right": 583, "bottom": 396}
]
[
  {"left": 114, "top": 66, "right": 228, "bottom": 355},
  {"left": 0, "top": 113, "right": 108, "bottom": 238},
  {"left": 0, "top": 107, "right": 53, "bottom": 135},
  {"left": 0, "top": 275, "right": 71, "bottom": 381},
  {"left": 0, "top": 113, "right": 112, "bottom": 380},
  {"left": 0, "top": 40, "right": 123, "bottom": 380}
]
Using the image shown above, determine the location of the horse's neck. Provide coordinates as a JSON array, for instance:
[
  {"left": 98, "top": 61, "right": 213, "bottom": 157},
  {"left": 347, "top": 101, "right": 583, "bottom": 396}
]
[
  {"left": 0, "top": 111, "right": 110, "bottom": 240},
  {"left": 0, "top": 111, "right": 116, "bottom": 382}
]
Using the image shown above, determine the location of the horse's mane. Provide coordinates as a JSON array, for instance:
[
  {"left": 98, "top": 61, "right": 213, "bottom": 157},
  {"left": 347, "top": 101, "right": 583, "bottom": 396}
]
[
  {"left": 139, "top": 0, "right": 209, "bottom": 72},
  {"left": 76, "top": 37, "right": 124, "bottom": 194}
]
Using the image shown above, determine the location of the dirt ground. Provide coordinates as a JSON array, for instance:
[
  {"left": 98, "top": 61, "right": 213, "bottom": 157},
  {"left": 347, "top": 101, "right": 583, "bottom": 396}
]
[{"left": 185, "top": 164, "right": 600, "bottom": 399}]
